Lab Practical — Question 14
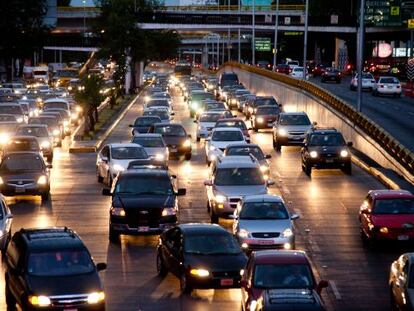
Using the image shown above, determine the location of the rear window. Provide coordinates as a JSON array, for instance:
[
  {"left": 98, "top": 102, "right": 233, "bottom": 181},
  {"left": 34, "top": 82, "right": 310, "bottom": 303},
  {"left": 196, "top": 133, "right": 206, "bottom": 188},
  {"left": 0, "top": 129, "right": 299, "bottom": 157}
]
[
  {"left": 154, "top": 125, "right": 186, "bottom": 136},
  {"left": 0, "top": 155, "right": 44, "bottom": 171},
  {"left": 132, "top": 136, "right": 164, "bottom": 147},
  {"left": 134, "top": 117, "right": 161, "bottom": 126},
  {"left": 380, "top": 77, "right": 399, "bottom": 84},
  {"left": 0, "top": 106, "right": 22, "bottom": 115},
  {"left": 16, "top": 127, "right": 49, "bottom": 137},
  {"left": 373, "top": 199, "right": 414, "bottom": 214},
  {"left": 256, "top": 106, "right": 280, "bottom": 115},
  {"left": 44, "top": 102, "right": 69, "bottom": 110},
  {"left": 255, "top": 98, "right": 277, "bottom": 107},
  {"left": 212, "top": 130, "right": 244, "bottom": 141},
  {"left": 215, "top": 120, "right": 247, "bottom": 130},
  {"left": 279, "top": 114, "right": 311, "bottom": 126}
]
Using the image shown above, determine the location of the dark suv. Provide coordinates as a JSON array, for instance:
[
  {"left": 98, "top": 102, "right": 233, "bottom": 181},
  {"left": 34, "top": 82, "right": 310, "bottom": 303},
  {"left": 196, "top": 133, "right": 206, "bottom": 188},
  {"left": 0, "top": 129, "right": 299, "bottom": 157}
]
[
  {"left": 5, "top": 228, "right": 107, "bottom": 311},
  {"left": 102, "top": 168, "right": 186, "bottom": 242},
  {"left": 301, "top": 128, "right": 352, "bottom": 176}
]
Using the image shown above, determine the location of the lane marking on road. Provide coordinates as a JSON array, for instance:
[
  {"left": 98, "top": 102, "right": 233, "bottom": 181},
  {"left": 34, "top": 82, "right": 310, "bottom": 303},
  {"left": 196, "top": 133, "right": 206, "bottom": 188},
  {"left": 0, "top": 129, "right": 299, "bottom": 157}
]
[
  {"left": 340, "top": 201, "right": 348, "bottom": 212},
  {"left": 329, "top": 280, "right": 342, "bottom": 300}
]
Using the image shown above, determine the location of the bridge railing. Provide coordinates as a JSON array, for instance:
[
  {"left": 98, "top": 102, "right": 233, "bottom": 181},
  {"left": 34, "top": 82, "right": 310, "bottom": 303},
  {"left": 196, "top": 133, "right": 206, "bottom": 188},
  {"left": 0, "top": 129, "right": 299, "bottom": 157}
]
[{"left": 217, "top": 62, "right": 414, "bottom": 177}]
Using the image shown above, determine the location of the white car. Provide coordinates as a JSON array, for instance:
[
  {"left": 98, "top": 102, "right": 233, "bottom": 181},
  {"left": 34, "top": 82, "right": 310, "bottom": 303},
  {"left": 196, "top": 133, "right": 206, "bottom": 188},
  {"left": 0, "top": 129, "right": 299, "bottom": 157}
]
[
  {"left": 196, "top": 111, "right": 229, "bottom": 141},
  {"left": 96, "top": 143, "right": 150, "bottom": 185},
  {"left": 289, "top": 67, "right": 309, "bottom": 79},
  {"left": 286, "top": 60, "right": 300, "bottom": 70},
  {"left": 205, "top": 127, "right": 246, "bottom": 165},
  {"left": 372, "top": 76, "right": 402, "bottom": 97},
  {"left": 350, "top": 72, "right": 376, "bottom": 91}
]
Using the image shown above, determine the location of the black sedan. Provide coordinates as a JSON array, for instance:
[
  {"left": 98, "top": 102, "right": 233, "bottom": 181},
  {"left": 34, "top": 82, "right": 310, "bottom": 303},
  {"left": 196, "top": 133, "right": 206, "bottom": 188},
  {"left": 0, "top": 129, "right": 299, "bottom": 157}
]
[
  {"left": 129, "top": 116, "right": 162, "bottom": 136},
  {"left": 150, "top": 123, "right": 192, "bottom": 160},
  {"left": 321, "top": 67, "right": 341, "bottom": 83},
  {"left": 156, "top": 223, "right": 247, "bottom": 293}
]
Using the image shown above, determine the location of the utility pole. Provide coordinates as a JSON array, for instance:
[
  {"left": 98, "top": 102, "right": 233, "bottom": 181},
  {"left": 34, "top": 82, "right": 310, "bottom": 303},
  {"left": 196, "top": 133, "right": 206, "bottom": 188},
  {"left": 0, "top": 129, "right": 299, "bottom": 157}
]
[
  {"left": 357, "top": 0, "right": 365, "bottom": 112},
  {"left": 252, "top": 0, "right": 256, "bottom": 65},
  {"left": 238, "top": 0, "right": 241, "bottom": 62},
  {"left": 302, "top": 0, "right": 309, "bottom": 80},
  {"left": 272, "top": 0, "right": 280, "bottom": 70}
]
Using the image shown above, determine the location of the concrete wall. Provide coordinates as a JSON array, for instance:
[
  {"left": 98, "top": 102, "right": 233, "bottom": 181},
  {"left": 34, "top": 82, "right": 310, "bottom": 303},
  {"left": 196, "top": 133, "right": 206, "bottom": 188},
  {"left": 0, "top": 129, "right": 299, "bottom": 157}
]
[{"left": 222, "top": 65, "right": 414, "bottom": 184}]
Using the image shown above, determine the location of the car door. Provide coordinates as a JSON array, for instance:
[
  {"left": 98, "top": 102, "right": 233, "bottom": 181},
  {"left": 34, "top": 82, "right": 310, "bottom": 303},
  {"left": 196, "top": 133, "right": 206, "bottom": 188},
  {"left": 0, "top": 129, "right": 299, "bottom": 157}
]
[
  {"left": 163, "top": 228, "right": 182, "bottom": 276},
  {"left": 360, "top": 195, "right": 373, "bottom": 236},
  {"left": 394, "top": 257, "right": 409, "bottom": 307},
  {"left": 6, "top": 236, "right": 26, "bottom": 306},
  {"left": 98, "top": 146, "right": 110, "bottom": 179},
  {"left": 241, "top": 257, "right": 254, "bottom": 310}
]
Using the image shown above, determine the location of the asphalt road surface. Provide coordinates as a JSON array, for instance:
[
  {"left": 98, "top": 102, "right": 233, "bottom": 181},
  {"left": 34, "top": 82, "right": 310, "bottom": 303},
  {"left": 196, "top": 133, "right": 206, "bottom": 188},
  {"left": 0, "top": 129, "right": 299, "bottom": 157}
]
[
  {"left": 310, "top": 75, "right": 414, "bottom": 153},
  {"left": 1, "top": 86, "right": 412, "bottom": 311}
]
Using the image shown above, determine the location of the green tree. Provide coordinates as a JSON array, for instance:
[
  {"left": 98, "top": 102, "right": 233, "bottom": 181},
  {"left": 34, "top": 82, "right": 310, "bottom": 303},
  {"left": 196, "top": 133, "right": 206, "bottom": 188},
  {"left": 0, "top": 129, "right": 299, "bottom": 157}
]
[
  {"left": 74, "top": 74, "right": 105, "bottom": 135},
  {"left": 0, "top": 0, "right": 50, "bottom": 80}
]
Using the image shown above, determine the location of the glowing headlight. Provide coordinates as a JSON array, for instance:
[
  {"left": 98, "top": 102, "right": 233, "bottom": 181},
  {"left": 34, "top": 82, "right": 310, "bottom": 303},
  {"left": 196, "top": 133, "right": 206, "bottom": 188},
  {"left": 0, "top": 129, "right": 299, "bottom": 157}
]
[
  {"left": 16, "top": 117, "right": 24, "bottom": 123},
  {"left": 191, "top": 102, "right": 199, "bottom": 109},
  {"left": 111, "top": 207, "right": 126, "bottom": 217},
  {"left": 112, "top": 164, "right": 125, "bottom": 172},
  {"left": 340, "top": 150, "right": 349, "bottom": 157},
  {"left": 29, "top": 295, "right": 51, "bottom": 307},
  {"left": 162, "top": 207, "right": 176, "bottom": 216},
  {"left": 190, "top": 269, "right": 210, "bottom": 277},
  {"left": 379, "top": 227, "right": 388, "bottom": 234},
  {"left": 310, "top": 151, "right": 318, "bottom": 158},
  {"left": 209, "top": 145, "right": 216, "bottom": 151},
  {"left": 249, "top": 300, "right": 258, "bottom": 311},
  {"left": 283, "top": 243, "right": 292, "bottom": 250},
  {"left": 248, "top": 107, "right": 253, "bottom": 113},
  {"left": 183, "top": 139, "right": 191, "bottom": 147},
  {"left": 76, "top": 106, "right": 83, "bottom": 113},
  {"left": 278, "top": 128, "right": 288, "bottom": 136},
  {"left": 68, "top": 86, "right": 73, "bottom": 91},
  {"left": 87, "top": 291, "right": 105, "bottom": 304},
  {"left": 0, "top": 134, "right": 10, "bottom": 144},
  {"left": 256, "top": 117, "right": 264, "bottom": 123},
  {"left": 22, "top": 96, "right": 28, "bottom": 100},
  {"left": 36, "top": 97, "right": 42, "bottom": 103},
  {"left": 37, "top": 175, "right": 48, "bottom": 185},
  {"left": 231, "top": 98, "right": 237, "bottom": 103},
  {"left": 282, "top": 228, "right": 293, "bottom": 238},
  {"left": 53, "top": 129, "right": 60, "bottom": 136},
  {"left": 63, "top": 120, "right": 69, "bottom": 127},
  {"left": 238, "top": 229, "right": 250, "bottom": 238},
  {"left": 0, "top": 177, "right": 3, "bottom": 185},
  {"left": 260, "top": 165, "right": 268, "bottom": 173},
  {"left": 179, "top": 82, "right": 184, "bottom": 88},
  {"left": 71, "top": 113, "right": 78, "bottom": 120},
  {"left": 144, "top": 96, "right": 150, "bottom": 102},
  {"left": 215, "top": 195, "right": 226, "bottom": 203},
  {"left": 40, "top": 141, "right": 50, "bottom": 149},
  {"left": 14, "top": 90, "right": 21, "bottom": 94}
]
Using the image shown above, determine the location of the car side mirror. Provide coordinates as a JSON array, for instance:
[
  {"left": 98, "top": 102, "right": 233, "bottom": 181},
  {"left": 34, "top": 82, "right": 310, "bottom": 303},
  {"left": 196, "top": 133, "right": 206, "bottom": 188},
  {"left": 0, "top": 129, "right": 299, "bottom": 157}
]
[
  {"left": 129, "top": 124, "right": 133, "bottom": 127},
  {"left": 278, "top": 104, "right": 282, "bottom": 107},
  {"left": 96, "top": 262, "right": 107, "bottom": 271},
  {"left": 347, "top": 142, "right": 353, "bottom": 147},
  {"left": 171, "top": 112, "right": 175, "bottom": 116},
  {"left": 291, "top": 214, "right": 300, "bottom": 220},
  {"left": 204, "top": 180, "right": 213, "bottom": 186},
  {"left": 248, "top": 127, "right": 253, "bottom": 131},
  {"left": 177, "top": 188, "right": 186, "bottom": 196},
  {"left": 267, "top": 179, "right": 275, "bottom": 186},
  {"left": 265, "top": 154, "right": 272, "bottom": 159},
  {"left": 47, "top": 164, "right": 53, "bottom": 169},
  {"left": 233, "top": 114, "right": 237, "bottom": 117},
  {"left": 312, "top": 121, "right": 318, "bottom": 126},
  {"left": 171, "top": 174, "right": 177, "bottom": 179},
  {"left": 102, "top": 188, "right": 112, "bottom": 196}
]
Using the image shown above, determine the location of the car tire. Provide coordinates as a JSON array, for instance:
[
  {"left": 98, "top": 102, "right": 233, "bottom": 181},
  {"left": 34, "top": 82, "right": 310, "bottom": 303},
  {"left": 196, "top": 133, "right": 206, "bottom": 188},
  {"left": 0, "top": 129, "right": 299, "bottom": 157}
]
[
  {"left": 336, "top": 80, "right": 341, "bottom": 84},
  {"left": 41, "top": 192, "right": 50, "bottom": 202},
  {"left": 190, "top": 111, "right": 195, "bottom": 118},
  {"left": 97, "top": 169, "right": 103, "bottom": 183},
  {"left": 206, "top": 200, "right": 210, "bottom": 212},
  {"left": 185, "top": 153, "right": 192, "bottom": 161},
  {"left": 390, "top": 287, "right": 399, "bottom": 311},
  {"left": 350, "top": 85, "right": 355, "bottom": 91},
  {"left": 273, "top": 139, "right": 281, "bottom": 151},
  {"left": 109, "top": 227, "right": 120, "bottom": 243},
  {"left": 342, "top": 163, "right": 352, "bottom": 175},
  {"left": 5, "top": 279, "right": 16, "bottom": 309},
  {"left": 304, "top": 163, "right": 312, "bottom": 176},
  {"left": 205, "top": 156, "right": 210, "bottom": 166},
  {"left": 46, "top": 155, "right": 53, "bottom": 162},
  {"left": 196, "top": 136, "right": 200, "bottom": 142},
  {"left": 253, "top": 127, "right": 258, "bottom": 133},
  {"left": 210, "top": 209, "right": 219, "bottom": 224},
  {"left": 156, "top": 251, "right": 167, "bottom": 277},
  {"left": 180, "top": 274, "right": 192, "bottom": 294},
  {"left": 57, "top": 141, "right": 62, "bottom": 147}
]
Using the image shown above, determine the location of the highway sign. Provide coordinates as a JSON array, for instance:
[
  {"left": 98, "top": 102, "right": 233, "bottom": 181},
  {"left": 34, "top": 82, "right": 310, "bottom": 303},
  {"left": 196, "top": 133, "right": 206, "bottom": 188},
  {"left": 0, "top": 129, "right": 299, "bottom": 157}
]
[
  {"left": 407, "top": 58, "right": 414, "bottom": 81},
  {"left": 409, "top": 18, "right": 414, "bottom": 28},
  {"left": 255, "top": 38, "right": 271, "bottom": 51},
  {"left": 365, "top": 0, "right": 402, "bottom": 27}
]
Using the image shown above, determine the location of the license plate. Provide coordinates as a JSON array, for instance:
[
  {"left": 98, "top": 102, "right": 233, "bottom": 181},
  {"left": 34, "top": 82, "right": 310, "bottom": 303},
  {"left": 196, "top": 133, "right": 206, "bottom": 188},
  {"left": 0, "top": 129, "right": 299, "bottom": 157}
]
[
  {"left": 220, "top": 278, "right": 234, "bottom": 286},
  {"left": 256, "top": 239, "right": 274, "bottom": 245},
  {"left": 138, "top": 226, "right": 149, "bottom": 232},
  {"left": 326, "top": 159, "right": 334, "bottom": 163},
  {"left": 398, "top": 235, "right": 409, "bottom": 241},
  {"left": 387, "top": 86, "right": 393, "bottom": 89},
  {"left": 15, "top": 188, "right": 25, "bottom": 193}
]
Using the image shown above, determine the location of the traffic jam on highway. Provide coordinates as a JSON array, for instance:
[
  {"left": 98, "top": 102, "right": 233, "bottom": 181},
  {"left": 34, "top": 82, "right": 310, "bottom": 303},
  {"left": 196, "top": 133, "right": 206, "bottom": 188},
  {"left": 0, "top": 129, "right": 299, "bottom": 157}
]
[{"left": 0, "top": 61, "right": 413, "bottom": 311}]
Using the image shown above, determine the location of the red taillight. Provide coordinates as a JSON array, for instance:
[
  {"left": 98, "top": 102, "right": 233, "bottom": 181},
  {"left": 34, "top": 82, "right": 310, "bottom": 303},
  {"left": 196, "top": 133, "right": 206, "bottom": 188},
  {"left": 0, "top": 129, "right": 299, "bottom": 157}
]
[{"left": 347, "top": 65, "right": 351, "bottom": 70}]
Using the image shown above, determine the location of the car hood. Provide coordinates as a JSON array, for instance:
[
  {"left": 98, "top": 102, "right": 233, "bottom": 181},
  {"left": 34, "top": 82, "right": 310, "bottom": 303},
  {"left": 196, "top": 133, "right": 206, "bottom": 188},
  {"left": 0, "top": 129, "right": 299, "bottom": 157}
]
[
  {"left": 214, "top": 185, "right": 267, "bottom": 197},
  {"left": 162, "top": 136, "right": 187, "bottom": 145},
  {"left": 115, "top": 194, "right": 175, "bottom": 209},
  {"left": 111, "top": 159, "right": 137, "bottom": 169},
  {"left": 278, "top": 125, "right": 312, "bottom": 133},
  {"left": 371, "top": 214, "right": 414, "bottom": 228},
  {"left": 143, "top": 147, "right": 167, "bottom": 156},
  {"left": 0, "top": 171, "right": 44, "bottom": 180},
  {"left": 26, "top": 273, "right": 102, "bottom": 296},
  {"left": 238, "top": 219, "right": 292, "bottom": 233},
  {"left": 184, "top": 253, "right": 247, "bottom": 271}
]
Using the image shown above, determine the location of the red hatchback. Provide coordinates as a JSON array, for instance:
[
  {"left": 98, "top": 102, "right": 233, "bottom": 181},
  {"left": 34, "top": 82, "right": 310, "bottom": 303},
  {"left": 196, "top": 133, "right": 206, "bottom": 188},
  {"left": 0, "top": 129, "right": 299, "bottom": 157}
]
[
  {"left": 240, "top": 250, "right": 328, "bottom": 311},
  {"left": 359, "top": 190, "right": 414, "bottom": 244}
]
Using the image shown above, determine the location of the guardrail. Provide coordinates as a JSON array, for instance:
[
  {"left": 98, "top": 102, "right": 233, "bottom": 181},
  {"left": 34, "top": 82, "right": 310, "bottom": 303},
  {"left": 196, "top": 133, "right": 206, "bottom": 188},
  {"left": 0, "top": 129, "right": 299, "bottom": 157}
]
[{"left": 219, "top": 61, "right": 414, "bottom": 177}]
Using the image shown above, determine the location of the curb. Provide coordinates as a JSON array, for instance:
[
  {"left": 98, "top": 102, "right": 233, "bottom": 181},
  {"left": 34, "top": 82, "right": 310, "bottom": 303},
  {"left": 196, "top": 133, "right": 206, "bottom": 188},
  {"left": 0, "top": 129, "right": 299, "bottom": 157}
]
[{"left": 68, "top": 92, "right": 141, "bottom": 153}]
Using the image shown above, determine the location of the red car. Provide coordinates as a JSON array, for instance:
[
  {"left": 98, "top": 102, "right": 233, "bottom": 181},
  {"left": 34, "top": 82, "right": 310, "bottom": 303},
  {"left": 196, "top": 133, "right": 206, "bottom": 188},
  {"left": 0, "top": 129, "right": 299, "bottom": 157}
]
[
  {"left": 312, "top": 64, "right": 327, "bottom": 76},
  {"left": 275, "top": 64, "right": 290, "bottom": 75},
  {"left": 240, "top": 250, "right": 328, "bottom": 311},
  {"left": 214, "top": 118, "right": 251, "bottom": 143},
  {"left": 359, "top": 190, "right": 414, "bottom": 244}
]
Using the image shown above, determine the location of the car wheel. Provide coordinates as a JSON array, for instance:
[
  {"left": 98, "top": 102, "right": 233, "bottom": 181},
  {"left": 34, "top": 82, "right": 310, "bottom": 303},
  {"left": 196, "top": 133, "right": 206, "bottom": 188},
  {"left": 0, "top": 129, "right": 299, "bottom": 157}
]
[
  {"left": 253, "top": 126, "right": 258, "bottom": 133},
  {"left": 273, "top": 139, "right": 281, "bottom": 151},
  {"left": 397, "top": 93, "right": 402, "bottom": 98},
  {"left": 46, "top": 155, "right": 53, "bottom": 162},
  {"left": 41, "top": 192, "right": 50, "bottom": 201},
  {"left": 390, "top": 286, "right": 399, "bottom": 311},
  {"left": 180, "top": 274, "right": 192, "bottom": 294},
  {"left": 342, "top": 163, "right": 352, "bottom": 175},
  {"left": 196, "top": 136, "right": 200, "bottom": 142},
  {"left": 304, "top": 163, "right": 312, "bottom": 176},
  {"left": 57, "top": 141, "right": 62, "bottom": 147},
  {"left": 210, "top": 209, "right": 219, "bottom": 224},
  {"left": 336, "top": 79, "right": 341, "bottom": 84},
  {"left": 205, "top": 156, "right": 210, "bottom": 166},
  {"left": 372, "top": 90, "right": 377, "bottom": 96},
  {"left": 5, "top": 279, "right": 16, "bottom": 309},
  {"left": 156, "top": 251, "right": 167, "bottom": 277},
  {"left": 190, "top": 111, "right": 195, "bottom": 118},
  {"left": 350, "top": 85, "right": 355, "bottom": 91},
  {"left": 185, "top": 153, "right": 192, "bottom": 161},
  {"left": 206, "top": 200, "right": 210, "bottom": 212},
  {"left": 109, "top": 227, "right": 120, "bottom": 243}
]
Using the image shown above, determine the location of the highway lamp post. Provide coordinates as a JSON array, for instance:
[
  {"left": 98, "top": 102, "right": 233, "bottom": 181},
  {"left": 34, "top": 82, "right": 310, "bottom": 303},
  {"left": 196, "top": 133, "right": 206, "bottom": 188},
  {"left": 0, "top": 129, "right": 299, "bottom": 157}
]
[
  {"left": 228, "top": 0, "right": 231, "bottom": 61},
  {"left": 357, "top": 0, "right": 365, "bottom": 112},
  {"left": 238, "top": 0, "right": 241, "bottom": 62},
  {"left": 82, "top": 0, "right": 86, "bottom": 37},
  {"left": 252, "top": 0, "right": 256, "bottom": 65},
  {"left": 272, "top": 0, "right": 280, "bottom": 70},
  {"left": 302, "top": 0, "right": 309, "bottom": 80}
]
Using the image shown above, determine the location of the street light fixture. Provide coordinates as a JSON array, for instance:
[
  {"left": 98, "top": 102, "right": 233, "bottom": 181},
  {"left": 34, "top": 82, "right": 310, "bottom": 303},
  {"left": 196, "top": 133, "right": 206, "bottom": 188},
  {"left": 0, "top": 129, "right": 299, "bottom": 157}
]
[
  {"left": 252, "top": 0, "right": 256, "bottom": 65},
  {"left": 83, "top": 0, "right": 86, "bottom": 37}
]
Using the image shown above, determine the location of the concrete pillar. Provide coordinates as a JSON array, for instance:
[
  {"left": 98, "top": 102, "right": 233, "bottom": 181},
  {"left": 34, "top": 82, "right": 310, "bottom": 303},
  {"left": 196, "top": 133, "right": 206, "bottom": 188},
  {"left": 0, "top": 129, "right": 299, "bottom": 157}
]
[
  {"left": 135, "top": 61, "right": 144, "bottom": 88},
  {"left": 202, "top": 44, "right": 208, "bottom": 68},
  {"left": 335, "top": 38, "right": 347, "bottom": 70}
]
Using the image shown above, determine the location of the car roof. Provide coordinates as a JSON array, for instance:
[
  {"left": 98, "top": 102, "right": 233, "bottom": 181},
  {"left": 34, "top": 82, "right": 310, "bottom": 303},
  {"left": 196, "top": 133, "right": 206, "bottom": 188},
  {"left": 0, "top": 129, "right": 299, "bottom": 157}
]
[
  {"left": 19, "top": 227, "right": 85, "bottom": 251},
  {"left": 108, "top": 143, "right": 143, "bottom": 148},
  {"left": 368, "top": 189, "right": 414, "bottom": 200},
  {"left": 179, "top": 223, "right": 228, "bottom": 235},
  {"left": 18, "top": 124, "right": 48, "bottom": 128},
  {"left": 119, "top": 169, "right": 169, "bottom": 177},
  {"left": 216, "top": 157, "right": 259, "bottom": 169},
  {"left": 252, "top": 250, "right": 309, "bottom": 265},
  {"left": 226, "top": 143, "right": 259, "bottom": 149},
  {"left": 154, "top": 123, "right": 184, "bottom": 128},
  {"left": 216, "top": 118, "right": 244, "bottom": 122},
  {"left": 44, "top": 98, "right": 69, "bottom": 104},
  {"left": 243, "top": 194, "right": 284, "bottom": 203},
  {"left": 10, "top": 135, "right": 38, "bottom": 141},
  {"left": 310, "top": 127, "right": 339, "bottom": 134}
]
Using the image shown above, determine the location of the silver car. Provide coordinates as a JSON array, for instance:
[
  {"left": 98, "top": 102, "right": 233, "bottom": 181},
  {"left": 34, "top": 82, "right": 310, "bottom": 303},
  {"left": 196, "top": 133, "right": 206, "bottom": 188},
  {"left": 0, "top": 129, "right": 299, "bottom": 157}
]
[
  {"left": 204, "top": 156, "right": 274, "bottom": 223},
  {"left": 195, "top": 111, "right": 227, "bottom": 142},
  {"left": 131, "top": 133, "right": 169, "bottom": 166},
  {"left": 232, "top": 194, "right": 298, "bottom": 252},
  {"left": 0, "top": 195, "right": 13, "bottom": 251},
  {"left": 272, "top": 112, "right": 313, "bottom": 151}
]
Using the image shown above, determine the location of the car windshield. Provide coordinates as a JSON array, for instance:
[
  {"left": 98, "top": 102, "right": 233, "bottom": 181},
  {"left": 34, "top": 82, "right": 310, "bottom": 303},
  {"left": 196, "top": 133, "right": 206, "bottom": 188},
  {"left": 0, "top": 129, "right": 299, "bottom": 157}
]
[
  {"left": 205, "top": 103, "right": 226, "bottom": 110},
  {"left": 308, "top": 133, "right": 345, "bottom": 146},
  {"left": 226, "top": 146, "right": 264, "bottom": 160},
  {"left": 7, "top": 139, "right": 39, "bottom": 152},
  {"left": 111, "top": 147, "right": 148, "bottom": 159},
  {"left": 132, "top": 136, "right": 164, "bottom": 147},
  {"left": 155, "top": 125, "right": 186, "bottom": 136},
  {"left": 239, "top": 202, "right": 288, "bottom": 219},
  {"left": 143, "top": 110, "right": 169, "bottom": 119},
  {"left": 44, "top": 102, "right": 68, "bottom": 110},
  {"left": 255, "top": 98, "right": 277, "bottom": 107},
  {"left": 0, "top": 106, "right": 21, "bottom": 115},
  {"left": 0, "top": 156, "right": 43, "bottom": 172},
  {"left": 280, "top": 114, "right": 311, "bottom": 126},
  {"left": 0, "top": 115, "right": 16, "bottom": 122},
  {"left": 256, "top": 106, "right": 280, "bottom": 115},
  {"left": 200, "top": 114, "right": 223, "bottom": 122},
  {"left": 215, "top": 168, "right": 264, "bottom": 186},
  {"left": 29, "top": 118, "right": 58, "bottom": 127},
  {"left": 380, "top": 77, "right": 399, "bottom": 84},
  {"left": 134, "top": 117, "right": 161, "bottom": 126},
  {"left": 215, "top": 121, "right": 247, "bottom": 130},
  {"left": 184, "top": 233, "right": 241, "bottom": 255},
  {"left": 193, "top": 93, "right": 214, "bottom": 101},
  {"left": 28, "top": 249, "right": 94, "bottom": 277},
  {"left": 147, "top": 100, "right": 169, "bottom": 107},
  {"left": 115, "top": 175, "right": 174, "bottom": 195},
  {"left": 254, "top": 264, "right": 314, "bottom": 289},
  {"left": 16, "top": 127, "right": 48, "bottom": 137},
  {"left": 212, "top": 130, "right": 244, "bottom": 141},
  {"left": 373, "top": 199, "right": 414, "bottom": 214}
]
